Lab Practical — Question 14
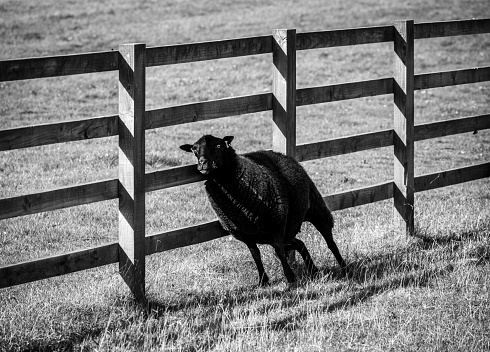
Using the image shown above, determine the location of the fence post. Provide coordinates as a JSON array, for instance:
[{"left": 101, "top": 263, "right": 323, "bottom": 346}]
[
  {"left": 118, "top": 43, "right": 146, "bottom": 300},
  {"left": 393, "top": 20, "right": 415, "bottom": 235},
  {"left": 272, "top": 29, "right": 297, "bottom": 262},
  {"left": 272, "top": 28, "right": 297, "bottom": 157}
]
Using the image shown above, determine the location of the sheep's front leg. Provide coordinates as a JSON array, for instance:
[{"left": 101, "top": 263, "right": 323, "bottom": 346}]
[
  {"left": 245, "top": 242, "right": 269, "bottom": 286},
  {"left": 272, "top": 244, "right": 296, "bottom": 283}
]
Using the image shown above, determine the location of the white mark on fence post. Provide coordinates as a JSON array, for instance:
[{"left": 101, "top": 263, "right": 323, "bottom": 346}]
[
  {"left": 393, "top": 20, "right": 415, "bottom": 235},
  {"left": 272, "top": 29, "right": 297, "bottom": 263},
  {"left": 118, "top": 43, "right": 146, "bottom": 301}
]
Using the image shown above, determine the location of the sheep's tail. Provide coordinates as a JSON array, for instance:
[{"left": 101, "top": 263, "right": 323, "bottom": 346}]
[{"left": 305, "top": 179, "right": 334, "bottom": 229}]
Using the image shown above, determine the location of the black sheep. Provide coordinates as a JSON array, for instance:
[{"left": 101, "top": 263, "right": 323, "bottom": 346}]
[{"left": 180, "top": 134, "right": 346, "bottom": 285}]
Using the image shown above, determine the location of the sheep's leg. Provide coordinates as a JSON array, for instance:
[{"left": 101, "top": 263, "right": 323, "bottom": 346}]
[
  {"left": 272, "top": 244, "right": 296, "bottom": 283},
  {"left": 315, "top": 223, "right": 348, "bottom": 274},
  {"left": 245, "top": 242, "right": 269, "bottom": 286},
  {"left": 285, "top": 238, "right": 319, "bottom": 275},
  {"left": 305, "top": 192, "right": 348, "bottom": 274}
]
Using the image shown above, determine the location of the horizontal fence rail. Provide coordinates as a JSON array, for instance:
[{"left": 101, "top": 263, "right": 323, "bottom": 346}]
[
  {"left": 1, "top": 19, "right": 488, "bottom": 82},
  {"left": 146, "top": 36, "right": 273, "bottom": 66},
  {"left": 0, "top": 51, "right": 118, "bottom": 82},
  {"left": 0, "top": 18, "right": 489, "bottom": 294},
  {"left": 414, "top": 19, "right": 490, "bottom": 39},
  {"left": 2, "top": 161, "right": 488, "bottom": 289},
  {"left": 1, "top": 66, "right": 489, "bottom": 152},
  {"left": 1, "top": 111, "right": 489, "bottom": 221}
]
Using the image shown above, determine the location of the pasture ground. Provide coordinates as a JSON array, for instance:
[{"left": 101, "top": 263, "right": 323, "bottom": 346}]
[{"left": 1, "top": 0, "right": 489, "bottom": 350}]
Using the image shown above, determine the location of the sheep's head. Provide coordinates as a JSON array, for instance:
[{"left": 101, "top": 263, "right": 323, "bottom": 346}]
[{"left": 180, "top": 135, "right": 234, "bottom": 176}]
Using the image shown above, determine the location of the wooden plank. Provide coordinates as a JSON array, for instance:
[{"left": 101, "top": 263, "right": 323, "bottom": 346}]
[
  {"left": 0, "top": 179, "right": 118, "bottom": 220},
  {"left": 414, "top": 67, "right": 490, "bottom": 90},
  {"left": 0, "top": 115, "right": 118, "bottom": 151},
  {"left": 118, "top": 43, "right": 146, "bottom": 300},
  {"left": 0, "top": 93, "right": 272, "bottom": 151},
  {"left": 145, "top": 164, "right": 204, "bottom": 193},
  {"left": 272, "top": 29, "right": 297, "bottom": 263},
  {"left": 0, "top": 242, "right": 118, "bottom": 289},
  {"left": 145, "top": 220, "right": 228, "bottom": 255},
  {"left": 3, "top": 113, "right": 486, "bottom": 220},
  {"left": 393, "top": 20, "right": 415, "bottom": 235},
  {"left": 145, "top": 93, "right": 272, "bottom": 129},
  {"left": 272, "top": 29, "right": 297, "bottom": 158},
  {"left": 414, "top": 114, "right": 490, "bottom": 141},
  {"left": 0, "top": 51, "right": 118, "bottom": 82},
  {"left": 296, "top": 78, "right": 393, "bottom": 106},
  {"left": 415, "top": 162, "right": 490, "bottom": 193},
  {"left": 146, "top": 35, "right": 272, "bottom": 66},
  {"left": 324, "top": 181, "right": 394, "bottom": 211},
  {"left": 297, "top": 25, "right": 393, "bottom": 50},
  {"left": 296, "top": 129, "right": 393, "bottom": 162},
  {"left": 414, "top": 19, "right": 490, "bottom": 39}
]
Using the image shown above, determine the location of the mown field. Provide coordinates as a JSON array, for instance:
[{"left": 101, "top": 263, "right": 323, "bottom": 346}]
[{"left": 1, "top": 0, "right": 489, "bottom": 350}]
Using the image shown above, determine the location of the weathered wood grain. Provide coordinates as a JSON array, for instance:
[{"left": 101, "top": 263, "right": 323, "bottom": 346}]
[
  {"left": 145, "top": 164, "right": 204, "bottom": 193},
  {"left": 297, "top": 26, "right": 393, "bottom": 50},
  {"left": 146, "top": 36, "right": 272, "bottom": 66},
  {"left": 145, "top": 93, "right": 272, "bottom": 129},
  {"left": 296, "top": 78, "right": 393, "bottom": 106},
  {"left": 415, "top": 114, "right": 490, "bottom": 141},
  {"left": 118, "top": 43, "right": 146, "bottom": 300},
  {"left": 393, "top": 20, "right": 415, "bottom": 235},
  {"left": 296, "top": 129, "right": 393, "bottom": 162},
  {"left": 0, "top": 179, "right": 118, "bottom": 220},
  {"left": 414, "top": 162, "right": 490, "bottom": 192},
  {"left": 272, "top": 29, "right": 297, "bottom": 158},
  {"left": 271, "top": 29, "right": 298, "bottom": 262},
  {"left": 414, "top": 67, "right": 490, "bottom": 90},
  {"left": 0, "top": 51, "right": 118, "bottom": 82},
  {"left": 325, "top": 181, "right": 394, "bottom": 211},
  {"left": 414, "top": 19, "right": 490, "bottom": 39},
  {"left": 0, "top": 115, "right": 118, "bottom": 151},
  {"left": 145, "top": 220, "right": 228, "bottom": 255},
  {"left": 0, "top": 242, "right": 119, "bottom": 288}
]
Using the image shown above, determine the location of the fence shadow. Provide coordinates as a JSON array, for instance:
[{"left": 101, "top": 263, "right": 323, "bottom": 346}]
[{"left": 13, "top": 219, "right": 488, "bottom": 351}]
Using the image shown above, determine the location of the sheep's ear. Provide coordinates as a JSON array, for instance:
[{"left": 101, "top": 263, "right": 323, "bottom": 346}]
[
  {"left": 223, "top": 136, "right": 234, "bottom": 148},
  {"left": 180, "top": 144, "right": 194, "bottom": 153}
]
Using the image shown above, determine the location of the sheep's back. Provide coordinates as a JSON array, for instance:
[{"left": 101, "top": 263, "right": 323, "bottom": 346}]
[
  {"left": 243, "top": 151, "right": 312, "bottom": 231},
  {"left": 243, "top": 150, "right": 312, "bottom": 197},
  {"left": 205, "top": 152, "right": 288, "bottom": 237}
]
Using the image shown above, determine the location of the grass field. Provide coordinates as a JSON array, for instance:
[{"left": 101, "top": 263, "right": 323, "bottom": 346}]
[{"left": 1, "top": 0, "right": 490, "bottom": 350}]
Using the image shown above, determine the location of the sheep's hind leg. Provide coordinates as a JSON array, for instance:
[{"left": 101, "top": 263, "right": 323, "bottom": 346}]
[
  {"left": 245, "top": 242, "right": 269, "bottom": 286},
  {"left": 285, "top": 238, "right": 319, "bottom": 276},
  {"left": 315, "top": 223, "right": 347, "bottom": 275},
  {"left": 272, "top": 244, "right": 296, "bottom": 284}
]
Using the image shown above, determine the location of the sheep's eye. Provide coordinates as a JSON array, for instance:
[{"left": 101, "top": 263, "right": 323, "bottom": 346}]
[{"left": 216, "top": 144, "right": 221, "bottom": 149}]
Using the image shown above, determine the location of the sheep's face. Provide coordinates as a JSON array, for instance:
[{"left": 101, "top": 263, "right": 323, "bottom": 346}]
[{"left": 180, "top": 135, "right": 234, "bottom": 176}]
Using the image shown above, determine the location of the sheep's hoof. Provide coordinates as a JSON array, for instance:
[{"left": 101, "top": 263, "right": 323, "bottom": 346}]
[
  {"left": 286, "top": 274, "right": 296, "bottom": 284},
  {"left": 258, "top": 275, "right": 269, "bottom": 287}
]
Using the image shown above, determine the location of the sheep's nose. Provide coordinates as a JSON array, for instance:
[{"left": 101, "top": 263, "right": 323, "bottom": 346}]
[{"left": 198, "top": 157, "right": 208, "bottom": 167}]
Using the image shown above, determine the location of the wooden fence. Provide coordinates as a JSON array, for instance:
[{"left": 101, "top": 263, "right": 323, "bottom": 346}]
[{"left": 0, "top": 19, "right": 489, "bottom": 299}]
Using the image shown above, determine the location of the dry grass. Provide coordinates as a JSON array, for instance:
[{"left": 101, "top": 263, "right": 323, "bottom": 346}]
[{"left": 1, "top": 0, "right": 489, "bottom": 350}]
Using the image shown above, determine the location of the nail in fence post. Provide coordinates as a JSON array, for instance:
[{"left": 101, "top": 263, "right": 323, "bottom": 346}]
[
  {"left": 118, "top": 43, "right": 146, "bottom": 300},
  {"left": 393, "top": 20, "right": 415, "bottom": 235},
  {"left": 272, "top": 29, "right": 297, "bottom": 262}
]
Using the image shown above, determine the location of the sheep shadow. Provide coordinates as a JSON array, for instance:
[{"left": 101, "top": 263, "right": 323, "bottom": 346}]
[
  {"left": 146, "top": 220, "right": 490, "bottom": 328},
  {"left": 20, "top": 221, "right": 487, "bottom": 351}
]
